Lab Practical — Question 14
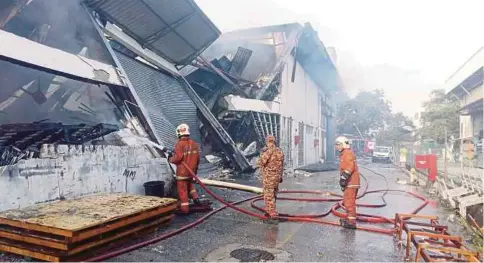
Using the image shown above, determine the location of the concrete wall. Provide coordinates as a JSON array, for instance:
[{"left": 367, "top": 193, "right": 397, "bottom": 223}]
[{"left": 0, "top": 144, "right": 172, "bottom": 211}]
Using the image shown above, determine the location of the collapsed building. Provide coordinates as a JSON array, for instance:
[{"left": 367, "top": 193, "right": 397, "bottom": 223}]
[
  {"left": 0, "top": 0, "right": 342, "bottom": 211},
  {"left": 0, "top": 0, "right": 237, "bottom": 210},
  {"left": 183, "top": 23, "right": 342, "bottom": 169}
]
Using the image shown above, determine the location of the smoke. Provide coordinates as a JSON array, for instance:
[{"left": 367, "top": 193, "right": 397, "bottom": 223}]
[
  {"left": 332, "top": 50, "right": 437, "bottom": 117},
  {"left": 3, "top": 0, "right": 114, "bottom": 65}
]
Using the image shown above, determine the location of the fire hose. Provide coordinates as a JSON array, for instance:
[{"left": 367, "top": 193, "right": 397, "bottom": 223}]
[{"left": 85, "top": 161, "right": 429, "bottom": 262}]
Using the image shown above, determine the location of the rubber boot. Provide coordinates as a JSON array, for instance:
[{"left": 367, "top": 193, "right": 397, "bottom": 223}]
[
  {"left": 340, "top": 219, "right": 357, "bottom": 229},
  {"left": 264, "top": 218, "right": 279, "bottom": 225},
  {"left": 264, "top": 213, "right": 279, "bottom": 224},
  {"left": 193, "top": 198, "right": 212, "bottom": 205}
]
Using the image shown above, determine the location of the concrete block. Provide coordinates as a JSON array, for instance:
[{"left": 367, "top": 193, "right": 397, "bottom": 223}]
[{"left": 56, "top": 145, "right": 68, "bottom": 155}]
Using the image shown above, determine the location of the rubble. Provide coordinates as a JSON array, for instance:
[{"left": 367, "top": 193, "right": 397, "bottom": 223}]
[
  {"left": 242, "top": 141, "right": 257, "bottom": 156},
  {"left": 206, "top": 167, "right": 236, "bottom": 181},
  {"left": 205, "top": 155, "right": 222, "bottom": 164}
]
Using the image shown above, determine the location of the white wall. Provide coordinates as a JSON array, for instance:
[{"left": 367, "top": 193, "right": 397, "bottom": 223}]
[
  {"left": 460, "top": 115, "right": 473, "bottom": 139},
  {"left": 0, "top": 144, "right": 172, "bottom": 211},
  {"left": 279, "top": 55, "right": 326, "bottom": 167}
]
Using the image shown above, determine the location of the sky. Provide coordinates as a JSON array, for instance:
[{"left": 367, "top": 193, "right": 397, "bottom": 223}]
[{"left": 194, "top": 0, "right": 484, "bottom": 117}]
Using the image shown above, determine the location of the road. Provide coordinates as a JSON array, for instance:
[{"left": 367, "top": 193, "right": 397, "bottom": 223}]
[
  {"left": 0, "top": 161, "right": 469, "bottom": 261},
  {"left": 103, "top": 161, "right": 469, "bottom": 262}
]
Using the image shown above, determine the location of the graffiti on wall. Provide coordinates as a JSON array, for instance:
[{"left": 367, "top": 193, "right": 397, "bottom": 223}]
[{"left": 123, "top": 167, "right": 138, "bottom": 180}]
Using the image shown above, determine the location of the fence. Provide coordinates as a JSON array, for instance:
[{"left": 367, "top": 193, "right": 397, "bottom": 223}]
[{"left": 395, "top": 141, "right": 483, "bottom": 228}]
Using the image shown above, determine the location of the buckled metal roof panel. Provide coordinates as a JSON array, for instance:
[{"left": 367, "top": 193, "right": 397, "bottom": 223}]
[
  {"left": 85, "top": 0, "right": 221, "bottom": 65},
  {"left": 114, "top": 51, "right": 201, "bottom": 149}
]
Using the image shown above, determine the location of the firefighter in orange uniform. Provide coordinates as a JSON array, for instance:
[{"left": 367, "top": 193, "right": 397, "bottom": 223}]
[
  {"left": 257, "top": 135, "right": 284, "bottom": 219},
  {"left": 166, "top": 123, "right": 202, "bottom": 214},
  {"left": 335, "top": 136, "right": 360, "bottom": 229}
]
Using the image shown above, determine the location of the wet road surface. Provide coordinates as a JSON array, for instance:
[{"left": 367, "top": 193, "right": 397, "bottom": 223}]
[{"left": 107, "top": 161, "right": 470, "bottom": 262}]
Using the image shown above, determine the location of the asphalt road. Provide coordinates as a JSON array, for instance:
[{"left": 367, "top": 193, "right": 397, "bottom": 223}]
[
  {"left": 0, "top": 160, "right": 471, "bottom": 262},
  {"left": 106, "top": 161, "right": 469, "bottom": 262}
]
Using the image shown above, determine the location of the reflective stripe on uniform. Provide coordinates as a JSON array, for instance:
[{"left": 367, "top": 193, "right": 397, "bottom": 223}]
[
  {"left": 183, "top": 150, "right": 198, "bottom": 156},
  {"left": 176, "top": 176, "right": 192, "bottom": 180},
  {"left": 348, "top": 216, "right": 357, "bottom": 219},
  {"left": 347, "top": 184, "right": 360, "bottom": 188},
  {"left": 180, "top": 202, "right": 189, "bottom": 206}
]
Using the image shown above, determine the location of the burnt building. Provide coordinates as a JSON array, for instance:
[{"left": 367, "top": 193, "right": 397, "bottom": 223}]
[
  {"left": 183, "top": 23, "right": 342, "bottom": 169},
  {"left": 0, "top": 0, "right": 237, "bottom": 210}
]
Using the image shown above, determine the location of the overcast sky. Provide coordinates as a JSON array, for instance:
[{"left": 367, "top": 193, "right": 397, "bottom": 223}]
[{"left": 195, "top": 0, "right": 484, "bottom": 117}]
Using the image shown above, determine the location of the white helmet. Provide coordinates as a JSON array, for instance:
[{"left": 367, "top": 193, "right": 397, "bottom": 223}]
[
  {"left": 176, "top": 123, "right": 190, "bottom": 138},
  {"left": 335, "top": 136, "right": 350, "bottom": 148}
]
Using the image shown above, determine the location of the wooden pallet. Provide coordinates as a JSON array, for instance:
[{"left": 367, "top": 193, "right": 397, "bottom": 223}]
[
  {"left": 0, "top": 194, "right": 178, "bottom": 261},
  {"left": 394, "top": 213, "right": 481, "bottom": 262}
]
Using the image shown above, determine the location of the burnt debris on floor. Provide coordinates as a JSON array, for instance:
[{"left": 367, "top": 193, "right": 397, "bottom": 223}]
[{"left": 0, "top": 122, "right": 119, "bottom": 166}]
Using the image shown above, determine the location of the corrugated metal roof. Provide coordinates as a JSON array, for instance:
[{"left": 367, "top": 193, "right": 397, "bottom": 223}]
[
  {"left": 115, "top": 51, "right": 201, "bottom": 148},
  {"left": 85, "top": 0, "right": 220, "bottom": 65}
]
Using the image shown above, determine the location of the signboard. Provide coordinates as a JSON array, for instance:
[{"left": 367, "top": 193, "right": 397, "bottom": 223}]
[{"left": 367, "top": 141, "right": 375, "bottom": 150}]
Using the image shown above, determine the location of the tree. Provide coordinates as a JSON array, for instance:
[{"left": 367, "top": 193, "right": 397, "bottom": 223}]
[
  {"left": 419, "top": 89, "right": 459, "bottom": 143},
  {"left": 336, "top": 89, "right": 392, "bottom": 135},
  {"left": 376, "top": 112, "right": 415, "bottom": 145}
]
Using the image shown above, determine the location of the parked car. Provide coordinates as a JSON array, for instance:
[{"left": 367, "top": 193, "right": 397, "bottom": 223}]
[{"left": 372, "top": 146, "right": 392, "bottom": 163}]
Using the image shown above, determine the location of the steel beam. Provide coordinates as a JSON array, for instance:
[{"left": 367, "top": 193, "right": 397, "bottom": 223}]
[{"left": 0, "top": 30, "right": 126, "bottom": 88}]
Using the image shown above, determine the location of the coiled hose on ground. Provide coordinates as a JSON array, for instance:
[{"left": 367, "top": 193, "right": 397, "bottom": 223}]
[{"left": 85, "top": 162, "right": 428, "bottom": 262}]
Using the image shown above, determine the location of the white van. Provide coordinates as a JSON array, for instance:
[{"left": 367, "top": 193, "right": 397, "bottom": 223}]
[{"left": 372, "top": 146, "right": 392, "bottom": 163}]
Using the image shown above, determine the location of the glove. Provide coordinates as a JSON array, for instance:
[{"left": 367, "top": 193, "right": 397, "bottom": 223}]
[
  {"left": 279, "top": 177, "right": 283, "bottom": 183},
  {"left": 166, "top": 150, "right": 173, "bottom": 159},
  {"left": 339, "top": 170, "right": 351, "bottom": 191},
  {"left": 160, "top": 147, "right": 173, "bottom": 159}
]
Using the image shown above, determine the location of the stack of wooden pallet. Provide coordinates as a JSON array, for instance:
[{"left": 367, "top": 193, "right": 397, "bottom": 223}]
[
  {"left": 394, "top": 213, "right": 482, "bottom": 262},
  {"left": 0, "top": 193, "right": 177, "bottom": 261}
]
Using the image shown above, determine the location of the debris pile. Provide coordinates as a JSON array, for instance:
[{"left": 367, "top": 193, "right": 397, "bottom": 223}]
[{"left": 180, "top": 26, "right": 301, "bottom": 172}]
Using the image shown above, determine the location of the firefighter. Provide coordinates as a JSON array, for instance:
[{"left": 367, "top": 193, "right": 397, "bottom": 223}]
[
  {"left": 257, "top": 135, "right": 284, "bottom": 219},
  {"left": 335, "top": 136, "right": 360, "bottom": 229},
  {"left": 164, "top": 123, "right": 202, "bottom": 214}
]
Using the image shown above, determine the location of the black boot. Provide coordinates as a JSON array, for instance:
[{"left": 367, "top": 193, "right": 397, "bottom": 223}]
[
  {"left": 340, "top": 219, "right": 357, "bottom": 229},
  {"left": 193, "top": 198, "right": 211, "bottom": 205},
  {"left": 264, "top": 218, "right": 279, "bottom": 224}
]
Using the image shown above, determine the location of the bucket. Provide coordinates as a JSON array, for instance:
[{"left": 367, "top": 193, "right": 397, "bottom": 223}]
[{"left": 143, "top": 181, "right": 165, "bottom": 197}]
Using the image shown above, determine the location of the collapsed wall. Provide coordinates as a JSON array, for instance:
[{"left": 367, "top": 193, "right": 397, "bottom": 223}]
[{"left": 0, "top": 143, "right": 172, "bottom": 211}]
